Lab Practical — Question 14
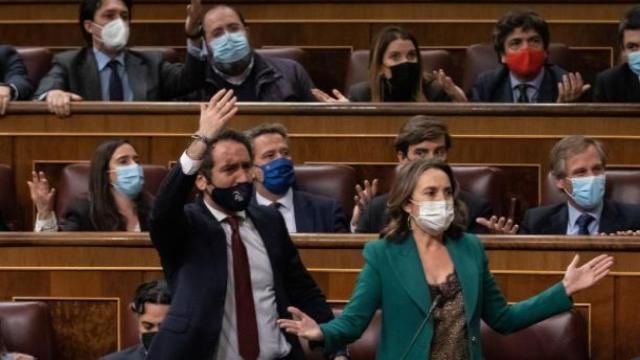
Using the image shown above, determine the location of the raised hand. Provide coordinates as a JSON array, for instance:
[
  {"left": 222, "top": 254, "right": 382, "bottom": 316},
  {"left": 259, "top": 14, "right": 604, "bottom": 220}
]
[
  {"left": 433, "top": 69, "right": 467, "bottom": 102},
  {"left": 196, "top": 89, "right": 238, "bottom": 140},
  {"left": 311, "top": 88, "right": 349, "bottom": 103},
  {"left": 351, "top": 179, "right": 379, "bottom": 228},
  {"left": 557, "top": 72, "right": 591, "bottom": 103},
  {"left": 277, "top": 306, "right": 324, "bottom": 341},
  {"left": 476, "top": 215, "right": 519, "bottom": 234},
  {"left": 562, "top": 254, "right": 613, "bottom": 296},
  {"left": 185, "top": 0, "right": 203, "bottom": 37},
  {"left": 46, "top": 90, "right": 83, "bottom": 118},
  {"left": 27, "top": 171, "right": 55, "bottom": 220}
]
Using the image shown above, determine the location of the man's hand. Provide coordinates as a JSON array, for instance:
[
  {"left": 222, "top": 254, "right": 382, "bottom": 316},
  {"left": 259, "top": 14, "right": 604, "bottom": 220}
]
[
  {"left": 185, "top": 0, "right": 203, "bottom": 37},
  {"left": 476, "top": 215, "right": 519, "bottom": 234},
  {"left": 557, "top": 72, "right": 591, "bottom": 103},
  {"left": 311, "top": 88, "right": 349, "bottom": 103},
  {"left": 27, "top": 171, "right": 55, "bottom": 220},
  {"left": 601, "top": 230, "right": 640, "bottom": 236},
  {"left": 0, "top": 85, "right": 11, "bottom": 115},
  {"left": 46, "top": 90, "right": 83, "bottom": 118},
  {"left": 433, "top": 69, "right": 467, "bottom": 102},
  {"left": 196, "top": 89, "right": 237, "bottom": 139},
  {"left": 350, "top": 179, "right": 378, "bottom": 229}
]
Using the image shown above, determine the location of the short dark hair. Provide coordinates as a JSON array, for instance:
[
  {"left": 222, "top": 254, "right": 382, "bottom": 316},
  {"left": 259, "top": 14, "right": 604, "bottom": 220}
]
[
  {"left": 493, "top": 10, "right": 550, "bottom": 56},
  {"left": 204, "top": 4, "right": 247, "bottom": 29},
  {"left": 79, "top": 0, "right": 133, "bottom": 45},
  {"left": 244, "top": 123, "right": 289, "bottom": 144},
  {"left": 130, "top": 279, "right": 171, "bottom": 315},
  {"left": 199, "top": 128, "right": 253, "bottom": 181},
  {"left": 618, "top": 6, "right": 640, "bottom": 48},
  {"left": 394, "top": 115, "right": 452, "bottom": 157}
]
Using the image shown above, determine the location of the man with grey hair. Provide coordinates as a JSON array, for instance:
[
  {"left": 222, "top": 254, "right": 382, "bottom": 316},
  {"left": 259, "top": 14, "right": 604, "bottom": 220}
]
[
  {"left": 518, "top": 135, "right": 640, "bottom": 234},
  {"left": 245, "top": 122, "right": 348, "bottom": 233}
]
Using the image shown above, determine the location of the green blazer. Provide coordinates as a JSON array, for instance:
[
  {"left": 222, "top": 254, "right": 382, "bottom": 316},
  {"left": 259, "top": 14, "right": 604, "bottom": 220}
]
[{"left": 319, "top": 233, "right": 573, "bottom": 359}]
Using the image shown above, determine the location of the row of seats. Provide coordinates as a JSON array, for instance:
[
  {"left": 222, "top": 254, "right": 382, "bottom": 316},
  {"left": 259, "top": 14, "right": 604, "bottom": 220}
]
[{"left": 14, "top": 43, "right": 572, "bottom": 97}]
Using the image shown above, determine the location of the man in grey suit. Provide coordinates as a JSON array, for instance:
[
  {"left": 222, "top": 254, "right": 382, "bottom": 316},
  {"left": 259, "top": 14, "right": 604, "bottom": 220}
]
[{"left": 35, "top": 0, "right": 207, "bottom": 117}]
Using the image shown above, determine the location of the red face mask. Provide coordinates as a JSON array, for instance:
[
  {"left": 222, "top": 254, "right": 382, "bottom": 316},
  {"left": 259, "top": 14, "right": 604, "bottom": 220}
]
[{"left": 504, "top": 47, "right": 546, "bottom": 78}]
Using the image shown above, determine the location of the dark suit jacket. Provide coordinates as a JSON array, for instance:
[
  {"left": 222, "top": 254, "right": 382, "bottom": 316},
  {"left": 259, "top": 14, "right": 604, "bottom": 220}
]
[
  {"left": 470, "top": 64, "right": 566, "bottom": 102},
  {"left": 519, "top": 200, "right": 640, "bottom": 234},
  {"left": 34, "top": 47, "right": 205, "bottom": 100},
  {"left": 0, "top": 45, "right": 34, "bottom": 99},
  {"left": 100, "top": 344, "right": 145, "bottom": 360},
  {"left": 356, "top": 190, "right": 492, "bottom": 234},
  {"left": 593, "top": 63, "right": 640, "bottom": 102},
  {"left": 147, "top": 163, "right": 334, "bottom": 359},
  {"left": 58, "top": 196, "right": 151, "bottom": 231},
  {"left": 348, "top": 77, "right": 451, "bottom": 102}
]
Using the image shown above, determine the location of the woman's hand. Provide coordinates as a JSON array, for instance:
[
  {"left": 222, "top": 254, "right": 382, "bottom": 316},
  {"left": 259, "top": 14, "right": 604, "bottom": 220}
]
[
  {"left": 433, "top": 69, "right": 467, "bottom": 102},
  {"left": 562, "top": 254, "right": 613, "bottom": 296},
  {"left": 277, "top": 306, "right": 324, "bottom": 341},
  {"left": 311, "top": 88, "right": 350, "bottom": 103},
  {"left": 27, "top": 171, "right": 55, "bottom": 220}
]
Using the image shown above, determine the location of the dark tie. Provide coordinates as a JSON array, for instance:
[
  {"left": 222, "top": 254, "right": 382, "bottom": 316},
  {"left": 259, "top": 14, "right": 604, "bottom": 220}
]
[
  {"left": 225, "top": 216, "right": 259, "bottom": 360},
  {"left": 576, "top": 213, "right": 595, "bottom": 235},
  {"left": 107, "top": 60, "right": 124, "bottom": 101},
  {"left": 270, "top": 202, "right": 282, "bottom": 210},
  {"left": 515, "top": 83, "right": 529, "bottom": 103}
]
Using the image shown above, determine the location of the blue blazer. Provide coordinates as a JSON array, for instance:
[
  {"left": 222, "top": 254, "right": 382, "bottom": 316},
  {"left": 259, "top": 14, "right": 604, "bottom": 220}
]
[
  {"left": 0, "top": 45, "right": 34, "bottom": 99},
  {"left": 148, "top": 163, "right": 334, "bottom": 359}
]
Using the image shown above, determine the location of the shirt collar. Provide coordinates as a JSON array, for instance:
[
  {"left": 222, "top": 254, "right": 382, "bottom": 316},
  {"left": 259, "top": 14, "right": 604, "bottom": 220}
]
[
  {"left": 567, "top": 200, "right": 603, "bottom": 227},
  {"left": 509, "top": 67, "right": 545, "bottom": 90},
  {"left": 202, "top": 197, "right": 247, "bottom": 223},
  {"left": 255, "top": 187, "right": 294, "bottom": 210},
  {"left": 93, "top": 47, "right": 125, "bottom": 71}
]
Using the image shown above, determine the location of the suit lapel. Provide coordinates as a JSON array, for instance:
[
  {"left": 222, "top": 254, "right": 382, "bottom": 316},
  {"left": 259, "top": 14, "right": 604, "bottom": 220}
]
[
  {"left": 125, "top": 51, "right": 147, "bottom": 100},
  {"left": 496, "top": 68, "right": 514, "bottom": 102},
  {"left": 80, "top": 50, "right": 102, "bottom": 100},
  {"left": 548, "top": 203, "right": 569, "bottom": 234},
  {"left": 446, "top": 238, "right": 478, "bottom": 323},
  {"left": 624, "top": 64, "right": 640, "bottom": 101},
  {"left": 598, "top": 201, "right": 619, "bottom": 234},
  {"left": 292, "top": 191, "right": 313, "bottom": 233},
  {"left": 384, "top": 236, "right": 431, "bottom": 315},
  {"left": 538, "top": 68, "right": 558, "bottom": 102}
]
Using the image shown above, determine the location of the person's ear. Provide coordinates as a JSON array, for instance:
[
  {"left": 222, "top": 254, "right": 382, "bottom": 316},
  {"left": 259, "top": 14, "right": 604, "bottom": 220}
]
[
  {"left": 253, "top": 165, "right": 264, "bottom": 183},
  {"left": 83, "top": 20, "right": 94, "bottom": 35},
  {"left": 195, "top": 174, "right": 209, "bottom": 192},
  {"left": 396, "top": 151, "right": 408, "bottom": 163},
  {"left": 402, "top": 201, "right": 414, "bottom": 216},
  {"left": 555, "top": 177, "right": 570, "bottom": 193}
]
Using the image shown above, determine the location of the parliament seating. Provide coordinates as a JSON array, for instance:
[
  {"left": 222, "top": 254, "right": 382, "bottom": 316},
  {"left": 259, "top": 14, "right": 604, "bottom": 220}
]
[
  {"left": 0, "top": 164, "right": 20, "bottom": 230},
  {"left": 0, "top": 301, "right": 54, "bottom": 360},
  {"left": 541, "top": 169, "right": 640, "bottom": 206},
  {"left": 16, "top": 47, "right": 52, "bottom": 89},
  {"left": 257, "top": 47, "right": 311, "bottom": 72},
  {"left": 130, "top": 46, "right": 180, "bottom": 63},
  {"left": 54, "top": 163, "right": 169, "bottom": 217},
  {"left": 294, "top": 164, "right": 357, "bottom": 220}
]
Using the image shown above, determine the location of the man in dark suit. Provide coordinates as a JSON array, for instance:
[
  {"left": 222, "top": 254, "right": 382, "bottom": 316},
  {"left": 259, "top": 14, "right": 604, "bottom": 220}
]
[
  {"left": 593, "top": 6, "right": 640, "bottom": 102},
  {"left": 245, "top": 123, "right": 348, "bottom": 233},
  {"left": 470, "top": 10, "right": 589, "bottom": 103},
  {"left": 0, "top": 45, "right": 34, "bottom": 115},
  {"left": 354, "top": 115, "right": 492, "bottom": 234},
  {"left": 148, "top": 90, "right": 342, "bottom": 359},
  {"left": 34, "top": 0, "right": 206, "bottom": 117},
  {"left": 101, "top": 280, "right": 171, "bottom": 360},
  {"left": 519, "top": 135, "right": 640, "bottom": 235}
]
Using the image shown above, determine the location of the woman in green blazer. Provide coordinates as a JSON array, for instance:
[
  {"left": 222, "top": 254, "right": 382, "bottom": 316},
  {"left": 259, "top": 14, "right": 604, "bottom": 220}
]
[{"left": 279, "top": 159, "right": 613, "bottom": 359}]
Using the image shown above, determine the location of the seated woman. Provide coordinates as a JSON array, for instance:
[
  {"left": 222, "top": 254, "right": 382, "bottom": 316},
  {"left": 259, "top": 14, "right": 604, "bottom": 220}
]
[
  {"left": 28, "top": 139, "right": 151, "bottom": 231},
  {"left": 313, "top": 25, "right": 467, "bottom": 103},
  {"left": 279, "top": 159, "right": 613, "bottom": 359}
]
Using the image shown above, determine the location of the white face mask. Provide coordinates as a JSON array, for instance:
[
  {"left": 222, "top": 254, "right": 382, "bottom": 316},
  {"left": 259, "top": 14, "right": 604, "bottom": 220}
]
[
  {"left": 411, "top": 200, "right": 454, "bottom": 235},
  {"left": 94, "top": 18, "right": 129, "bottom": 50}
]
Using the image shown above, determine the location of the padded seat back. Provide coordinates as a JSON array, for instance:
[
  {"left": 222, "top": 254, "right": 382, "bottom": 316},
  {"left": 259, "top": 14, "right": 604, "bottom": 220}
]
[
  {"left": 541, "top": 169, "right": 640, "bottom": 206},
  {"left": 0, "top": 301, "right": 54, "bottom": 360},
  {"left": 55, "top": 163, "right": 168, "bottom": 216},
  {"left": 130, "top": 47, "right": 180, "bottom": 63},
  {"left": 452, "top": 166, "right": 506, "bottom": 216},
  {"left": 257, "top": 47, "right": 311, "bottom": 70},
  {"left": 16, "top": 47, "right": 53, "bottom": 88},
  {"left": 294, "top": 164, "right": 357, "bottom": 220},
  {"left": 0, "top": 164, "right": 19, "bottom": 230}
]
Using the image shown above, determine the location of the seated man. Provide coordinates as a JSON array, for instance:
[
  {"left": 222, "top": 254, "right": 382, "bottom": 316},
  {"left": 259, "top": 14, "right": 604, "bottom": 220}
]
[
  {"left": 34, "top": 0, "right": 207, "bottom": 117},
  {"left": 519, "top": 135, "right": 640, "bottom": 234},
  {"left": 0, "top": 45, "right": 34, "bottom": 115},
  {"left": 183, "top": 5, "right": 316, "bottom": 102},
  {"left": 593, "top": 6, "right": 640, "bottom": 102},
  {"left": 470, "top": 10, "right": 589, "bottom": 103},
  {"left": 245, "top": 123, "right": 348, "bottom": 233},
  {"left": 354, "top": 115, "right": 492, "bottom": 234},
  {"left": 101, "top": 280, "right": 171, "bottom": 360}
]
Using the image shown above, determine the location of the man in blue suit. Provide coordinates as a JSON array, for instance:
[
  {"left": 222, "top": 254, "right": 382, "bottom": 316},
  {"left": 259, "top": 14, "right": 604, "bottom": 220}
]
[
  {"left": 148, "top": 90, "right": 341, "bottom": 359},
  {"left": 0, "top": 45, "right": 34, "bottom": 115},
  {"left": 245, "top": 123, "right": 349, "bottom": 233}
]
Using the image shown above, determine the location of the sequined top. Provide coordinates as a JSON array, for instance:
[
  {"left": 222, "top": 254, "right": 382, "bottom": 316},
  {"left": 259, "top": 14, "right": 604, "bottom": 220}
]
[{"left": 428, "top": 272, "right": 469, "bottom": 360}]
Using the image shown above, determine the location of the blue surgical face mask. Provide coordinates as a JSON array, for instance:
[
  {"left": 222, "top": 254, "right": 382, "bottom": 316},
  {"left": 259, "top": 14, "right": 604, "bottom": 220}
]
[
  {"left": 629, "top": 51, "right": 640, "bottom": 76},
  {"left": 211, "top": 31, "right": 251, "bottom": 65},
  {"left": 260, "top": 157, "right": 295, "bottom": 194},
  {"left": 566, "top": 175, "right": 605, "bottom": 210},
  {"left": 113, "top": 163, "right": 144, "bottom": 198}
]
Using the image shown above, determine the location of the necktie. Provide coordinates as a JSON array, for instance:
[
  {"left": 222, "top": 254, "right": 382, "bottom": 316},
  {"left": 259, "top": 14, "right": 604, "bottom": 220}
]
[
  {"left": 576, "top": 213, "right": 595, "bottom": 235},
  {"left": 107, "top": 60, "right": 124, "bottom": 101},
  {"left": 270, "top": 202, "right": 282, "bottom": 210},
  {"left": 515, "top": 83, "right": 529, "bottom": 103},
  {"left": 225, "top": 216, "right": 259, "bottom": 360}
]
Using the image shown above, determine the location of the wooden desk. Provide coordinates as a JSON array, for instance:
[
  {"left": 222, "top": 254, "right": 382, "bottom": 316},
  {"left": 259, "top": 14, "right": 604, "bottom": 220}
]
[{"left": 0, "top": 233, "right": 638, "bottom": 359}]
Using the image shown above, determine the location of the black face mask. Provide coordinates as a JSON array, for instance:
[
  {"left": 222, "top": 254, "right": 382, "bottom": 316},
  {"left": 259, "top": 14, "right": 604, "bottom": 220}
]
[
  {"left": 208, "top": 182, "right": 254, "bottom": 212},
  {"left": 141, "top": 331, "right": 157, "bottom": 352},
  {"left": 383, "top": 61, "right": 421, "bottom": 101}
]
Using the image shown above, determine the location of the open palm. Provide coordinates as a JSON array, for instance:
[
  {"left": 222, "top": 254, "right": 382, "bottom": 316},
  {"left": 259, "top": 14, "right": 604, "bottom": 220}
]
[
  {"left": 277, "top": 306, "right": 324, "bottom": 341},
  {"left": 562, "top": 254, "right": 613, "bottom": 296}
]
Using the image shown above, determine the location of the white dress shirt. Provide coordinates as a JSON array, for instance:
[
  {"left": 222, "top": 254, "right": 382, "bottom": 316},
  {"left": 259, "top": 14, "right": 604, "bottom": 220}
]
[
  {"left": 566, "top": 201, "right": 603, "bottom": 235},
  {"left": 255, "top": 188, "right": 297, "bottom": 233}
]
